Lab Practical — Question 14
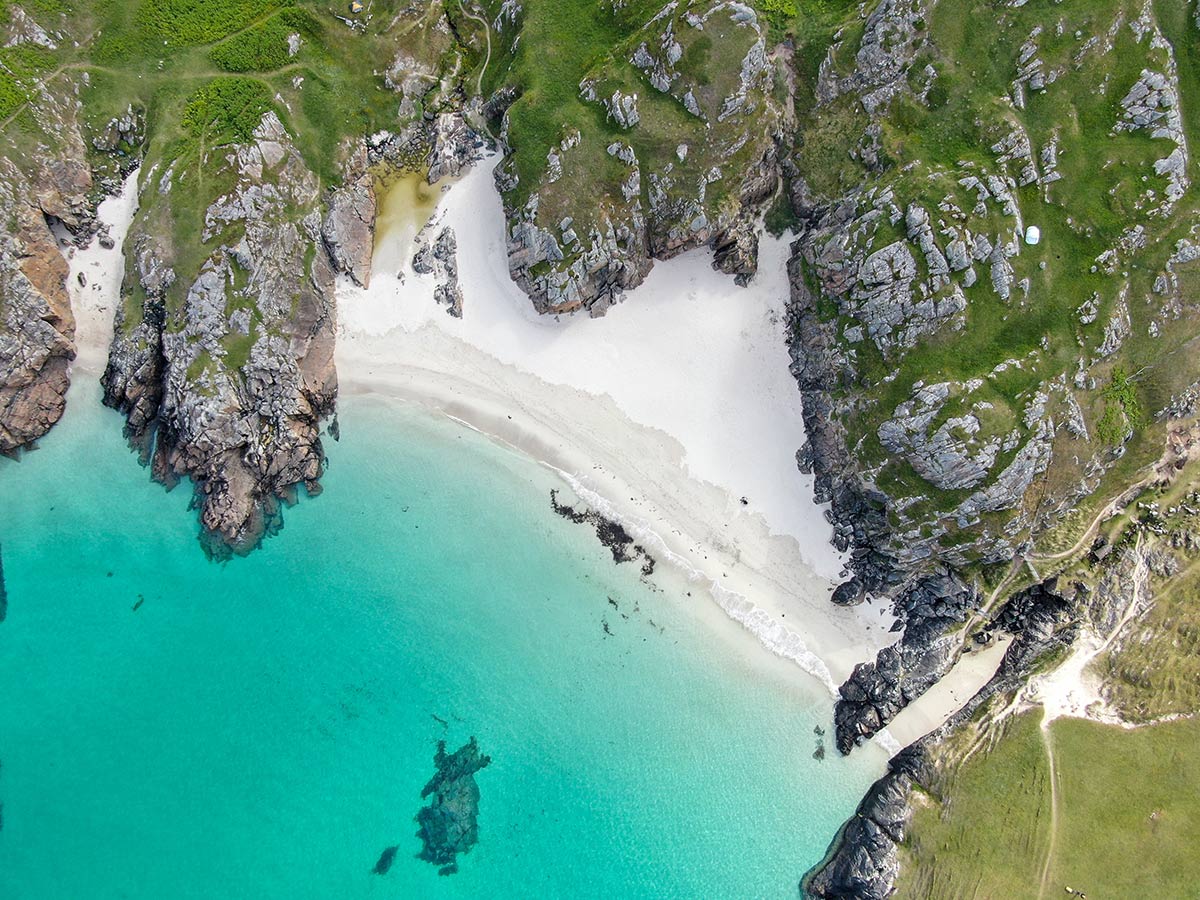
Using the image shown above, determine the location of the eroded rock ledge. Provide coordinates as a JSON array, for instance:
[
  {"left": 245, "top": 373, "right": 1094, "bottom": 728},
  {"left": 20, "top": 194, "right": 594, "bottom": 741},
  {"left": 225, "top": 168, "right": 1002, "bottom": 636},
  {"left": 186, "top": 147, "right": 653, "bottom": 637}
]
[{"left": 102, "top": 114, "right": 337, "bottom": 558}]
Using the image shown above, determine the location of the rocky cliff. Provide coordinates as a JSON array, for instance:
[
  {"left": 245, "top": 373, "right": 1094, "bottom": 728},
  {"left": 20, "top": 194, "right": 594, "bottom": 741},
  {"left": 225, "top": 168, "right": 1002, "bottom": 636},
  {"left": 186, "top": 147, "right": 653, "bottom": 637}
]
[
  {"left": 785, "top": 0, "right": 1200, "bottom": 754},
  {"left": 103, "top": 113, "right": 337, "bottom": 557},
  {"left": 484, "top": 1, "right": 786, "bottom": 315},
  {"left": 0, "top": 63, "right": 93, "bottom": 455}
]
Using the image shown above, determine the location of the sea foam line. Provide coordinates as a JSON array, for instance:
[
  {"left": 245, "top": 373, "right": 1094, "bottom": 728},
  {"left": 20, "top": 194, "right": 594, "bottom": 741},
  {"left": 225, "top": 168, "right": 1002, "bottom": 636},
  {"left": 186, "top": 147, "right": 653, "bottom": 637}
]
[
  {"left": 438, "top": 409, "right": 841, "bottom": 696},
  {"left": 559, "top": 472, "right": 840, "bottom": 696}
]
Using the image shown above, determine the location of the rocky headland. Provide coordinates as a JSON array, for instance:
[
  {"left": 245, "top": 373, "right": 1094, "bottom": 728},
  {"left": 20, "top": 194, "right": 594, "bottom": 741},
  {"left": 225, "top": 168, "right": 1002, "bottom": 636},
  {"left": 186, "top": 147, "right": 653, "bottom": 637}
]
[{"left": 0, "top": 67, "right": 94, "bottom": 455}]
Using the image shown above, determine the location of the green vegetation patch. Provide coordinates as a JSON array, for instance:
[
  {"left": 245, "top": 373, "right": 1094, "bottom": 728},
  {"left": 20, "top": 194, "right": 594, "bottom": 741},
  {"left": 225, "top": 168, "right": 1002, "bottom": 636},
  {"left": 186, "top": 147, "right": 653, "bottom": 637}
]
[
  {"left": 1049, "top": 717, "right": 1200, "bottom": 897},
  {"left": 898, "top": 711, "right": 1052, "bottom": 899},
  {"left": 182, "top": 77, "right": 273, "bottom": 143},
  {"left": 210, "top": 8, "right": 318, "bottom": 73},
  {"left": 899, "top": 712, "right": 1200, "bottom": 899},
  {"left": 1095, "top": 367, "right": 1144, "bottom": 446},
  {"left": 137, "top": 0, "right": 291, "bottom": 49},
  {"left": 0, "top": 73, "right": 24, "bottom": 118}
]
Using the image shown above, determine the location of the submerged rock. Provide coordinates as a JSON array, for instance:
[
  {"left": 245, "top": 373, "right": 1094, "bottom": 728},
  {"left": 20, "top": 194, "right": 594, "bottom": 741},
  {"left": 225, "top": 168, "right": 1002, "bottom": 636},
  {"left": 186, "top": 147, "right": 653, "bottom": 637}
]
[
  {"left": 372, "top": 845, "right": 399, "bottom": 875},
  {"left": 415, "top": 737, "right": 491, "bottom": 875},
  {"left": 0, "top": 542, "right": 7, "bottom": 623}
]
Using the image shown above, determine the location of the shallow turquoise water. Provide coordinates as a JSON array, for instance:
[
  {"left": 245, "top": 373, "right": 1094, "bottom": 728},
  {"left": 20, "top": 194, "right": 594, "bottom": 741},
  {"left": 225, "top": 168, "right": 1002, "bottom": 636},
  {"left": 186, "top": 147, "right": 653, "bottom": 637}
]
[{"left": 0, "top": 379, "right": 883, "bottom": 898}]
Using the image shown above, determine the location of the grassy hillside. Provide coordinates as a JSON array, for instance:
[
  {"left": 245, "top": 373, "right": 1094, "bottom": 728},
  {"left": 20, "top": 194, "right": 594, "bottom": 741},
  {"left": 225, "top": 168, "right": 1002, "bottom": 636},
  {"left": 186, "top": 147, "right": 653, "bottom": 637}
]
[
  {"left": 785, "top": 0, "right": 1200, "bottom": 579},
  {"left": 898, "top": 711, "right": 1200, "bottom": 899}
]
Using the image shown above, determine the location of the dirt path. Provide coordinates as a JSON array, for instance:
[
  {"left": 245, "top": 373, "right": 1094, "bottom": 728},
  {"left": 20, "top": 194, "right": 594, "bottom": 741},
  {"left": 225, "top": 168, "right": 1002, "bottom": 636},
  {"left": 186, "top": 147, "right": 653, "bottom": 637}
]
[
  {"left": 1036, "top": 721, "right": 1060, "bottom": 900},
  {"left": 457, "top": 0, "right": 492, "bottom": 95}
]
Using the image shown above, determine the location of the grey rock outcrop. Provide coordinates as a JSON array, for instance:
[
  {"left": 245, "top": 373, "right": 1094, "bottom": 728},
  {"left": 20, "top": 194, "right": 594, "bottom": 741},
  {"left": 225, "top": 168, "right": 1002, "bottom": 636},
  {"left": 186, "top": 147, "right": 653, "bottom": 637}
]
[
  {"left": 499, "top": 1, "right": 780, "bottom": 315},
  {"left": 834, "top": 570, "right": 979, "bottom": 754},
  {"left": 322, "top": 144, "right": 376, "bottom": 288},
  {"left": 431, "top": 227, "right": 463, "bottom": 317},
  {"left": 103, "top": 114, "right": 337, "bottom": 557},
  {"left": 426, "top": 111, "right": 488, "bottom": 184},
  {"left": 816, "top": 0, "right": 930, "bottom": 116},
  {"left": 802, "top": 744, "right": 930, "bottom": 899}
]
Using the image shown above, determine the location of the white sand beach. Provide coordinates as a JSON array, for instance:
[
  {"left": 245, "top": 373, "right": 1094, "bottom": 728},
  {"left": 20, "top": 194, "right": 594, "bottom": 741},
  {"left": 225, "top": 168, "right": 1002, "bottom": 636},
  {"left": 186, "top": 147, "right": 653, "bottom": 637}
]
[
  {"left": 65, "top": 170, "right": 141, "bottom": 376},
  {"left": 335, "top": 156, "right": 900, "bottom": 692},
  {"left": 883, "top": 636, "right": 1011, "bottom": 748},
  {"left": 60, "top": 157, "right": 1016, "bottom": 749}
]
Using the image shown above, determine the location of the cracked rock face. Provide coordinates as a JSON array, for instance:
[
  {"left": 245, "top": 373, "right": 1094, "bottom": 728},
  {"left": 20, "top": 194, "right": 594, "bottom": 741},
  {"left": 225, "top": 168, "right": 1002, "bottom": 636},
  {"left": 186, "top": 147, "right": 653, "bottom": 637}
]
[
  {"left": 103, "top": 114, "right": 337, "bottom": 557},
  {"left": 0, "top": 90, "right": 93, "bottom": 455},
  {"left": 497, "top": 1, "right": 781, "bottom": 316}
]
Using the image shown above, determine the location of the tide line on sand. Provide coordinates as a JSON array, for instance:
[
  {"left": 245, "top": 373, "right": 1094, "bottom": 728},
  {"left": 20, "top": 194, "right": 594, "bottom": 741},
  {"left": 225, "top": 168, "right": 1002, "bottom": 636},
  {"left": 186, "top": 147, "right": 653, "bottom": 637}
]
[
  {"left": 560, "top": 471, "right": 841, "bottom": 695},
  {"left": 336, "top": 155, "right": 901, "bottom": 693}
]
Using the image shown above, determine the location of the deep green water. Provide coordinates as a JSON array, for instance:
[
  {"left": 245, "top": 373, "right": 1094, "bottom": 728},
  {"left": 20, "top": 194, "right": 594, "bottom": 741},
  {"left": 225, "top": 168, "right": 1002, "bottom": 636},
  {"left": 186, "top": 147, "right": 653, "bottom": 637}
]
[{"left": 0, "top": 379, "right": 884, "bottom": 898}]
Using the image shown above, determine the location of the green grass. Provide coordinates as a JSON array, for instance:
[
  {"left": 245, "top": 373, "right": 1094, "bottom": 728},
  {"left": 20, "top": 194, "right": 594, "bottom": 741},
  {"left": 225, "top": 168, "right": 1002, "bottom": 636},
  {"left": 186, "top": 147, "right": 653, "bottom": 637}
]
[
  {"left": 479, "top": 0, "right": 648, "bottom": 196},
  {"left": 899, "top": 712, "right": 1200, "bottom": 899},
  {"left": 1095, "top": 367, "right": 1144, "bottom": 445},
  {"left": 137, "top": 0, "right": 289, "bottom": 49},
  {"left": 181, "top": 77, "right": 273, "bottom": 142},
  {"left": 0, "top": 73, "right": 24, "bottom": 118},
  {"left": 1049, "top": 717, "right": 1200, "bottom": 897},
  {"left": 209, "top": 8, "right": 318, "bottom": 73},
  {"left": 898, "top": 711, "right": 1052, "bottom": 899}
]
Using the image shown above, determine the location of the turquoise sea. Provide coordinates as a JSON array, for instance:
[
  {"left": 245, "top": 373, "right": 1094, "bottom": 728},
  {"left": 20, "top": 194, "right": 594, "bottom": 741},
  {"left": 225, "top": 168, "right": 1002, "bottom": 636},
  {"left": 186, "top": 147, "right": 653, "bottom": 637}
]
[{"left": 0, "top": 378, "right": 884, "bottom": 898}]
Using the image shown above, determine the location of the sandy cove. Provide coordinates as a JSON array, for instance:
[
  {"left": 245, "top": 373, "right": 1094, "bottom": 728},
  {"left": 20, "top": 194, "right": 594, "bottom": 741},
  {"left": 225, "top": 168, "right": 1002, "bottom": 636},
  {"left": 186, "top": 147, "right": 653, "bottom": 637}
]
[
  {"left": 336, "top": 156, "right": 898, "bottom": 695},
  {"left": 64, "top": 159, "right": 1013, "bottom": 750}
]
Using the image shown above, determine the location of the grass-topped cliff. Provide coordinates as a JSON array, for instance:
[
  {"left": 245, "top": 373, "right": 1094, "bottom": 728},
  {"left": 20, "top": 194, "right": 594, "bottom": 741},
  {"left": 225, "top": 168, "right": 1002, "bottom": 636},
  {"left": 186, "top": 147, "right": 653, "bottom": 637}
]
[{"left": 789, "top": 0, "right": 1200, "bottom": 587}]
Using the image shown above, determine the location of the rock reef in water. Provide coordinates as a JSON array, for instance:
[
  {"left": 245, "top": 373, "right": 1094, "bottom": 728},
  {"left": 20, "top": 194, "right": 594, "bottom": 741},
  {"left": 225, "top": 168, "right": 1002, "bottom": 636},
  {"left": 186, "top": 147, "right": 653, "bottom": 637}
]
[
  {"left": 415, "top": 737, "right": 491, "bottom": 876},
  {"left": 550, "top": 489, "right": 656, "bottom": 577},
  {"left": 0, "top": 542, "right": 7, "bottom": 623},
  {"left": 371, "top": 845, "right": 398, "bottom": 875}
]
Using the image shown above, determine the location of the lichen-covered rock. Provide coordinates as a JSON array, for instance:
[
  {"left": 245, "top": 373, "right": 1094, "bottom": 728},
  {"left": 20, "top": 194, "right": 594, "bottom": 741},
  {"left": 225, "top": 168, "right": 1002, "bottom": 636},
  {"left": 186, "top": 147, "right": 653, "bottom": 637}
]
[{"left": 103, "top": 114, "right": 337, "bottom": 557}]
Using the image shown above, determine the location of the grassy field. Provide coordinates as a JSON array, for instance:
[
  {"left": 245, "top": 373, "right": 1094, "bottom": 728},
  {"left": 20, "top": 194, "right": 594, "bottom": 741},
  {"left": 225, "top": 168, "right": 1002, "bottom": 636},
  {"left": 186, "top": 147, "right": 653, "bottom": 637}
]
[
  {"left": 898, "top": 711, "right": 1052, "bottom": 899},
  {"left": 897, "top": 711, "right": 1200, "bottom": 899}
]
